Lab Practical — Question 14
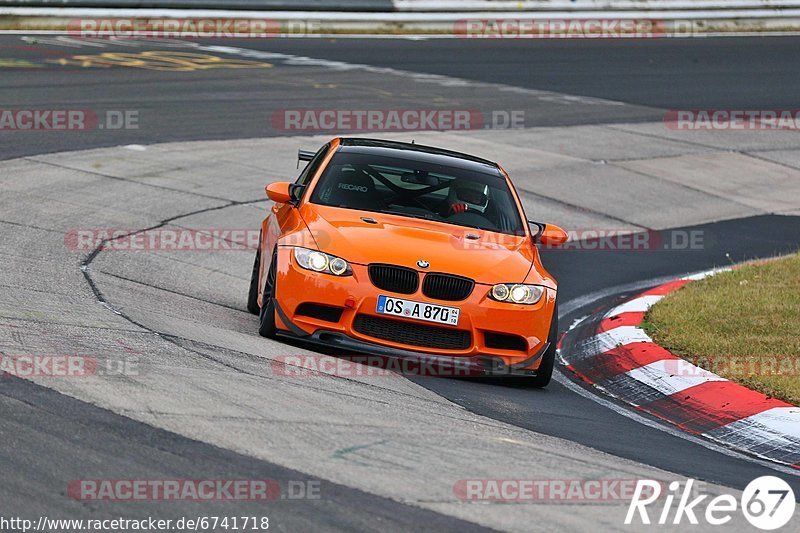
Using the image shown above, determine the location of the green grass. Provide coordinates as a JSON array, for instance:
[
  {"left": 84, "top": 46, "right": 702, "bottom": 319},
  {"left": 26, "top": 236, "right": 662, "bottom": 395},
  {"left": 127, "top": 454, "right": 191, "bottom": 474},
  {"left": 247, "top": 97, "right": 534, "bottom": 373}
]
[{"left": 643, "top": 253, "right": 800, "bottom": 405}]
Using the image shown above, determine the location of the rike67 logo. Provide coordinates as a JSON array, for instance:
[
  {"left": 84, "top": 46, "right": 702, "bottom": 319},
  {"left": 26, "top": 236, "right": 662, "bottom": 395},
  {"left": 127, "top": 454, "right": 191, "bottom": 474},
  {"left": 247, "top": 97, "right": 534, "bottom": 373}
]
[{"left": 626, "top": 477, "right": 795, "bottom": 530}]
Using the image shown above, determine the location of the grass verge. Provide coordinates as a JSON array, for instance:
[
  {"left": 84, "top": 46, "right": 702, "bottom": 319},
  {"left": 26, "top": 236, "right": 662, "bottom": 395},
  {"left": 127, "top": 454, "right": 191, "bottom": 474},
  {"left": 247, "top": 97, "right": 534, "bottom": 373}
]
[{"left": 643, "top": 253, "right": 800, "bottom": 405}]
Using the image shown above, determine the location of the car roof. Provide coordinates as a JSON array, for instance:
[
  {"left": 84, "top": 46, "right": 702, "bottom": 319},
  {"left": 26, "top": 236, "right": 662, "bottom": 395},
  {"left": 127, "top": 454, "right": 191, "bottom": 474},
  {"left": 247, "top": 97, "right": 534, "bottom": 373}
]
[{"left": 337, "top": 138, "right": 503, "bottom": 177}]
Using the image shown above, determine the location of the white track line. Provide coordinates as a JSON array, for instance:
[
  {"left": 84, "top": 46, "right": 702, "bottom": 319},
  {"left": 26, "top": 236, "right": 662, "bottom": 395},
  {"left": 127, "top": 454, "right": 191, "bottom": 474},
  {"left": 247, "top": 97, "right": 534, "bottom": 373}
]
[
  {"left": 556, "top": 266, "right": 800, "bottom": 478},
  {"left": 585, "top": 325, "right": 653, "bottom": 354},
  {"left": 552, "top": 370, "right": 799, "bottom": 476},
  {"left": 625, "top": 359, "right": 727, "bottom": 396},
  {"left": 553, "top": 370, "right": 800, "bottom": 477},
  {"left": 736, "top": 407, "right": 800, "bottom": 440}
]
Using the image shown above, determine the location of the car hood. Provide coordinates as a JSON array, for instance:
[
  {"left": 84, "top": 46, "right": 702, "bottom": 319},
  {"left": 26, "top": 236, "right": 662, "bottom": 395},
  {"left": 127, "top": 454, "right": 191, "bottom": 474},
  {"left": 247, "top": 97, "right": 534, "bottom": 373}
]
[{"left": 300, "top": 205, "right": 538, "bottom": 285}]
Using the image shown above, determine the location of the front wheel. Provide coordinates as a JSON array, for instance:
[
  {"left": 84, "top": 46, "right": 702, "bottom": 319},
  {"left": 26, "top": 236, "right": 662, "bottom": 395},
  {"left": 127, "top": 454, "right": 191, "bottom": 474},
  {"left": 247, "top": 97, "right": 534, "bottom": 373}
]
[
  {"left": 529, "top": 302, "right": 558, "bottom": 388},
  {"left": 246, "top": 246, "right": 261, "bottom": 315},
  {"left": 258, "top": 250, "right": 278, "bottom": 338}
]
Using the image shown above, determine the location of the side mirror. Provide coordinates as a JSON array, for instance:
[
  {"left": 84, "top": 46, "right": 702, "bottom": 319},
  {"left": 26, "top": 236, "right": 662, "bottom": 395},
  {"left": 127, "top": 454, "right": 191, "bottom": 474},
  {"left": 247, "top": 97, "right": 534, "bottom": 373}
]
[
  {"left": 265, "top": 182, "right": 293, "bottom": 204},
  {"left": 529, "top": 221, "right": 568, "bottom": 247}
]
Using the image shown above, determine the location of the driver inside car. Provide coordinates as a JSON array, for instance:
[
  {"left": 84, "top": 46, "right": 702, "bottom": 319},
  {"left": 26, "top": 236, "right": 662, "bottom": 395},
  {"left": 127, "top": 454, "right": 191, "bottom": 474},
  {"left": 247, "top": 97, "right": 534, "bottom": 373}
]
[{"left": 443, "top": 180, "right": 490, "bottom": 216}]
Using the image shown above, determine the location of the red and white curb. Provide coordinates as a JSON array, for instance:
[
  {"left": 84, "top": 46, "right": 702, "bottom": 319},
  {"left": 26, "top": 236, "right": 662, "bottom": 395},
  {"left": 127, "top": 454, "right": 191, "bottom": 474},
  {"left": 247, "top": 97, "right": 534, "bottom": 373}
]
[{"left": 559, "top": 267, "right": 800, "bottom": 469}]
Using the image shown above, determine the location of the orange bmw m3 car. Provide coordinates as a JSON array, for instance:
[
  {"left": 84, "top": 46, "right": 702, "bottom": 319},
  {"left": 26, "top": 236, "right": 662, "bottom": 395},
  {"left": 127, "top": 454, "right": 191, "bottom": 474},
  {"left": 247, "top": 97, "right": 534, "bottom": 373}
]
[{"left": 247, "top": 138, "right": 568, "bottom": 386}]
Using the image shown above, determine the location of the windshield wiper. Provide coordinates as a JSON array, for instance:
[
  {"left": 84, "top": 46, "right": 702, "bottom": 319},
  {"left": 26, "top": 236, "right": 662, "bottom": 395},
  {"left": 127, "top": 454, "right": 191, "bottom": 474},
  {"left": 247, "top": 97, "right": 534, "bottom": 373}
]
[
  {"left": 384, "top": 212, "right": 489, "bottom": 231},
  {"left": 379, "top": 210, "right": 439, "bottom": 222},
  {"left": 372, "top": 208, "right": 499, "bottom": 233}
]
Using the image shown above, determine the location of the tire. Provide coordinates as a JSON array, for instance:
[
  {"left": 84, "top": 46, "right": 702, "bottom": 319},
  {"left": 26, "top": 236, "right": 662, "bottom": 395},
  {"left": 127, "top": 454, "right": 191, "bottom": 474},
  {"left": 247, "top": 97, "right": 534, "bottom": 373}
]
[
  {"left": 247, "top": 246, "right": 261, "bottom": 315},
  {"left": 258, "top": 249, "right": 278, "bottom": 338},
  {"left": 529, "top": 302, "right": 558, "bottom": 388}
]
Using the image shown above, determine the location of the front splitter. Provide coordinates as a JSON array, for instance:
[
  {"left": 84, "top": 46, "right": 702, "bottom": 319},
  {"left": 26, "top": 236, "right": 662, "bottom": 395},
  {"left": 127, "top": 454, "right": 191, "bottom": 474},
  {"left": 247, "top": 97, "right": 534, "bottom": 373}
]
[{"left": 274, "top": 328, "right": 548, "bottom": 378}]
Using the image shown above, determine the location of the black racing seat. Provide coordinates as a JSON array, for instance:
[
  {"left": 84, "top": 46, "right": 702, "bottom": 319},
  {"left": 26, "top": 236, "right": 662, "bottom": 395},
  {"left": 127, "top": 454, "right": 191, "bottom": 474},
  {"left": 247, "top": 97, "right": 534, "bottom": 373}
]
[{"left": 324, "top": 169, "right": 382, "bottom": 210}]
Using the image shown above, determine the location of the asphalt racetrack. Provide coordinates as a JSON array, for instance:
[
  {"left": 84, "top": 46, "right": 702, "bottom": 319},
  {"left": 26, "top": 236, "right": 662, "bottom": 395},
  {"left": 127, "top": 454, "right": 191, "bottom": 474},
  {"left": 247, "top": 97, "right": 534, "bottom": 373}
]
[{"left": 4, "top": 36, "right": 800, "bottom": 159}]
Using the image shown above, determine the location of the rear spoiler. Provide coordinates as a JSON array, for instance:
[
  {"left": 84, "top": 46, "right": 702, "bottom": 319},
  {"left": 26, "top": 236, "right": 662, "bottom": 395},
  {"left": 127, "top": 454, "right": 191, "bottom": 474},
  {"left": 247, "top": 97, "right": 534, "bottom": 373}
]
[{"left": 298, "top": 149, "right": 315, "bottom": 163}]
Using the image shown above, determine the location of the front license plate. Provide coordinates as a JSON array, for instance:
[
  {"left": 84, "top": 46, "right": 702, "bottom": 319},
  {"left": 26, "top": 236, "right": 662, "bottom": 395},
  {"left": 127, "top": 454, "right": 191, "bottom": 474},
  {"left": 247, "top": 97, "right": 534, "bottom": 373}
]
[{"left": 376, "top": 295, "right": 460, "bottom": 326}]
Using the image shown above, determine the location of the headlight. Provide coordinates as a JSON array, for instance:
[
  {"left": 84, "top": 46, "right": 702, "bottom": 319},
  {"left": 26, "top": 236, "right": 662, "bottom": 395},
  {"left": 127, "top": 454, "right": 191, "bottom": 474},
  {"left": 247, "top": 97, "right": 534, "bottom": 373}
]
[
  {"left": 294, "top": 247, "right": 352, "bottom": 276},
  {"left": 489, "top": 284, "right": 544, "bottom": 305},
  {"left": 491, "top": 284, "right": 510, "bottom": 301},
  {"left": 329, "top": 257, "right": 349, "bottom": 275}
]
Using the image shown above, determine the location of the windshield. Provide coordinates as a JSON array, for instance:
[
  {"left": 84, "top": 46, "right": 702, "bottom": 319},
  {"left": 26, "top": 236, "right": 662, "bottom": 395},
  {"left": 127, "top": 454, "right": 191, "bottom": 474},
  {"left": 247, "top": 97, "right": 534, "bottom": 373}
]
[{"left": 309, "top": 151, "right": 525, "bottom": 235}]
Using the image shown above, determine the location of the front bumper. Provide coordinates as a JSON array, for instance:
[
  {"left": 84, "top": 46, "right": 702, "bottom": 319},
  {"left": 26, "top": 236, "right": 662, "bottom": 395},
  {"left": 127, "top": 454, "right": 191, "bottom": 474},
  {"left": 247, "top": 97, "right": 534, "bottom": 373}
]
[
  {"left": 273, "top": 246, "right": 556, "bottom": 371},
  {"left": 274, "top": 326, "right": 550, "bottom": 377}
]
